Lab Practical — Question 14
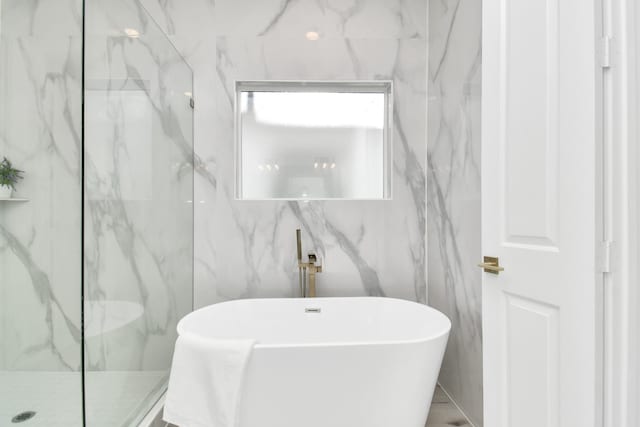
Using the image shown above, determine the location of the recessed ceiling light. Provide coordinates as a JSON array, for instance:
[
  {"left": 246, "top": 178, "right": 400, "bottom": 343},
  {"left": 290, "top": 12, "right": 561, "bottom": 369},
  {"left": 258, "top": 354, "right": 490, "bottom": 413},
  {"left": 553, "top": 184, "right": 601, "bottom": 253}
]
[
  {"left": 124, "top": 28, "right": 140, "bottom": 38},
  {"left": 184, "top": 92, "right": 193, "bottom": 97},
  {"left": 305, "top": 31, "right": 320, "bottom": 41}
]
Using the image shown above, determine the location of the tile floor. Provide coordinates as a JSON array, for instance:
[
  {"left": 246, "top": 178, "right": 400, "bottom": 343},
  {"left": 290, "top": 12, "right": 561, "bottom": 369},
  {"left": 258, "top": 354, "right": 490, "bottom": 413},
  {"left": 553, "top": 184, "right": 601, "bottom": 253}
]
[
  {"left": 425, "top": 386, "right": 474, "bottom": 427},
  {"left": 0, "top": 370, "right": 166, "bottom": 427},
  {"left": 156, "top": 385, "right": 472, "bottom": 427}
]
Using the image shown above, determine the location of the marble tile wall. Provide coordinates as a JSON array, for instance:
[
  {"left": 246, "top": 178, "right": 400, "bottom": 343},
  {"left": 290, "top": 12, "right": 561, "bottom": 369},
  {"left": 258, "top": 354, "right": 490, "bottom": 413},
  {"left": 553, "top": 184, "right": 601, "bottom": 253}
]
[
  {"left": 0, "top": 0, "right": 194, "bottom": 423},
  {"left": 427, "top": 0, "right": 483, "bottom": 425},
  {"left": 0, "top": 1, "right": 483, "bottom": 425},
  {"left": 137, "top": 0, "right": 429, "bottom": 307},
  {"left": 139, "top": 0, "right": 482, "bottom": 423},
  {"left": 0, "top": 0, "right": 83, "bottom": 372},
  {"left": 0, "top": 2, "right": 194, "bottom": 419},
  {"left": 82, "top": 0, "right": 194, "bottom": 378}
]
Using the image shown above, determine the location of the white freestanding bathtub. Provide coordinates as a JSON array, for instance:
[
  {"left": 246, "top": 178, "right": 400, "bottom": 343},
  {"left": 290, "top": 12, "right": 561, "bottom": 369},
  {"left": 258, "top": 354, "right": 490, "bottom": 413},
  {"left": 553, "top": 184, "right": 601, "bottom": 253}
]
[{"left": 176, "top": 297, "right": 451, "bottom": 427}]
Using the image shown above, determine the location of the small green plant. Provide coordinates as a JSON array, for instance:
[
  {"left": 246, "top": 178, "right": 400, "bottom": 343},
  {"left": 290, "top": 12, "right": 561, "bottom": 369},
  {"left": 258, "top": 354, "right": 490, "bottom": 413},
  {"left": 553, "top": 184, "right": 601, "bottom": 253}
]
[{"left": 0, "top": 157, "right": 24, "bottom": 190}]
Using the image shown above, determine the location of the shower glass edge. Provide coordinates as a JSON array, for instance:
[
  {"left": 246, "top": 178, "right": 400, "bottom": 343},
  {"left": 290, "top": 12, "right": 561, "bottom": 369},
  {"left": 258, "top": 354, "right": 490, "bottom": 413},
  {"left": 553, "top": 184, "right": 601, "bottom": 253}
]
[{"left": 83, "top": 0, "right": 194, "bottom": 425}]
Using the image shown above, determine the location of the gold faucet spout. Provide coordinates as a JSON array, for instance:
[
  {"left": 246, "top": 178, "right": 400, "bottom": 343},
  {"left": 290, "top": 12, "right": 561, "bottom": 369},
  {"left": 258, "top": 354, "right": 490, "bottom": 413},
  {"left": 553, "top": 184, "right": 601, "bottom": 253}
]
[
  {"left": 295, "top": 229, "right": 322, "bottom": 298},
  {"left": 305, "top": 252, "right": 322, "bottom": 298}
]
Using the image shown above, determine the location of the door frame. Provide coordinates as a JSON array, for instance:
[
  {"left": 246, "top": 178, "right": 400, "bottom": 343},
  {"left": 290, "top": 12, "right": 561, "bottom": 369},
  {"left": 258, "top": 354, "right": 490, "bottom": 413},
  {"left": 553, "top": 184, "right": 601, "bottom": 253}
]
[{"left": 604, "top": 0, "right": 640, "bottom": 425}]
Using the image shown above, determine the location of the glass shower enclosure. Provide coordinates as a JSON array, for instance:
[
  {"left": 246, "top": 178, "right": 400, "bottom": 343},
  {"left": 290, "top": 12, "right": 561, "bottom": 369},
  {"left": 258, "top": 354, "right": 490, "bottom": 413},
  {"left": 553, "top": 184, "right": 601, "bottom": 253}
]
[{"left": 0, "top": 0, "right": 193, "bottom": 425}]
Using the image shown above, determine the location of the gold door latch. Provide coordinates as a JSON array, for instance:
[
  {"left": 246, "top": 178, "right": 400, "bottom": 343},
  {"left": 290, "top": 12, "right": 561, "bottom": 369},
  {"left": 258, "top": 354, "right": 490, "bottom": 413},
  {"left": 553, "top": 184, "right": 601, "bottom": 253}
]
[{"left": 478, "top": 256, "right": 504, "bottom": 274}]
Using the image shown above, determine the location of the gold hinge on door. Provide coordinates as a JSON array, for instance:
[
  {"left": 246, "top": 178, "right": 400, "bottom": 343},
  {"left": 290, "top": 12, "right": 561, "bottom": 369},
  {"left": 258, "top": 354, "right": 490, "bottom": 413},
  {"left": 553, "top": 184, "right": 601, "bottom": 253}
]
[{"left": 478, "top": 256, "right": 505, "bottom": 275}]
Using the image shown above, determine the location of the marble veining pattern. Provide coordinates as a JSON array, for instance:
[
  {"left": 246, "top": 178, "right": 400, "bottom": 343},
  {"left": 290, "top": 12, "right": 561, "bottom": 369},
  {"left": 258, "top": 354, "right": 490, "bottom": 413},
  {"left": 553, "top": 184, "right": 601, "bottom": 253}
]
[
  {"left": 1, "top": 0, "right": 194, "bottom": 423},
  {"left": 427, "top": 0, "right": 483, "bottom": 425},
  {"left": 0, "top": 0, "right": 83, "bottom": 372},
  {"left": 138, "top": 0, "right": 429, "bottom": 307},
  {"left": 1, "top": 1, "right": 483, "bottom": 426},
  {"left": 83, "top": 0, "right": 194, "bottom": 374}
]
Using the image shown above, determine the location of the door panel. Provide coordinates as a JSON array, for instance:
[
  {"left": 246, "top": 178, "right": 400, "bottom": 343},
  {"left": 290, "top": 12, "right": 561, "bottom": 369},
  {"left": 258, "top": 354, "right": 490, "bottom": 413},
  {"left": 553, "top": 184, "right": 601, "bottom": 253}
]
[
  {"left": 503, "top": 0, "right": 559, "bottom": 248},
  {"left": 482, "top": 0, "right": 600, "bottom": 426},
  {"left": 504, "top": 294, "right": 559, "bottom": 427}
]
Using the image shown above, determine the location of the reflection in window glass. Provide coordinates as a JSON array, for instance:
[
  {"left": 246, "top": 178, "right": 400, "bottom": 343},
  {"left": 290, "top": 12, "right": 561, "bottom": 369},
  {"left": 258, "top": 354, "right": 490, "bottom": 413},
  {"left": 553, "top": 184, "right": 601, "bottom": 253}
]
[{"left": 236, "top": 82, "right": 392, "bottom": 200}]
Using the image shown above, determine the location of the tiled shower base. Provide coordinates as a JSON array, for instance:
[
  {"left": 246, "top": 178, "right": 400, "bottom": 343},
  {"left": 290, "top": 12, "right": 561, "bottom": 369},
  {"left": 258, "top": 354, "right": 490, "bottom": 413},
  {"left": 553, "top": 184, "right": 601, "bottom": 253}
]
[{"left": 0, "top": 371, "right": 167, "bottom": 427}]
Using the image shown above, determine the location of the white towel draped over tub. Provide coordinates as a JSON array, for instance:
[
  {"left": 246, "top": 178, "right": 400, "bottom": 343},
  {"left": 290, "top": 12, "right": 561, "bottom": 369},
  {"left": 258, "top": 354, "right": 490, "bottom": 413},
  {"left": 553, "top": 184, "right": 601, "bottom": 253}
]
[{"left": 163, "top": 333, "right": 255, "bottom": 427}]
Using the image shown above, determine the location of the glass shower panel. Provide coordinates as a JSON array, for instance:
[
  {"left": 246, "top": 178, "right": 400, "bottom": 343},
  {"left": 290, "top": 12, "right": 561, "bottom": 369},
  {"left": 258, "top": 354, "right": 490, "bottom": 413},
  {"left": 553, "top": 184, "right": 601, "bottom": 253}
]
[
  {"left": 84, "top": 0, "right": 193, "bottom": 425},
  {"left": 0, "top": 0, "right": 84, "bottom": 426}
]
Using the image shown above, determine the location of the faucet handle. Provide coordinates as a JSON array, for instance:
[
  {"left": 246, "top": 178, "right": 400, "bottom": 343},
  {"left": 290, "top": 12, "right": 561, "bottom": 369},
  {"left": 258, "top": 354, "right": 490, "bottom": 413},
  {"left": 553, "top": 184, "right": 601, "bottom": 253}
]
[
  {"left": 308, "top": 253, "right": 321, "bottom": 273},
  {"left": 296, "top": 229, "right": 302, "bottom": 262}
]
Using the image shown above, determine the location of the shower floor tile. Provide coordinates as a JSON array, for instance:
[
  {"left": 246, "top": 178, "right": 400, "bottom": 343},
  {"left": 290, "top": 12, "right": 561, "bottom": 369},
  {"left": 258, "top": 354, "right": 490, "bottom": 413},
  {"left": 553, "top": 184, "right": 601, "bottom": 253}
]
[
  {"left": 426, "top": 386, "right": 473, "bottom": 427},
  {"left": 0, "top": 370, "right": 166, "bottom": 427}
]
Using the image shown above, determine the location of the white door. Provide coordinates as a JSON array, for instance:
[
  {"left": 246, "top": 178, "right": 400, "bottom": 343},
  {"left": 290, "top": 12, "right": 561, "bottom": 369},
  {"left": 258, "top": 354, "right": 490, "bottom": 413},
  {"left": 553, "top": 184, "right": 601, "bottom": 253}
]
[{"left": 482, "top": 0, "right": 602, "bottom": 426}]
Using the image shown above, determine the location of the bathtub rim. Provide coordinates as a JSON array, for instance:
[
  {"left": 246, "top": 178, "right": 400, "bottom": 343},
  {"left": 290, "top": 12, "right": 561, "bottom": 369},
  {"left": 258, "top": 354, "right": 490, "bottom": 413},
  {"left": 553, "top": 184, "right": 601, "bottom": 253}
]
[{"left": 178, "top": 296, "right": 452, "bottom": 350}]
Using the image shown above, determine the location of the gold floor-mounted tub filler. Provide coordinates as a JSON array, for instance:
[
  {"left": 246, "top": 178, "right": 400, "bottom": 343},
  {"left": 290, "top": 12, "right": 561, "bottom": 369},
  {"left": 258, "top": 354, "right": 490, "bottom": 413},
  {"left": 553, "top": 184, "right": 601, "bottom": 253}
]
[{"left": 296, "top": 229, "right": 322, "bottom": 297}]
